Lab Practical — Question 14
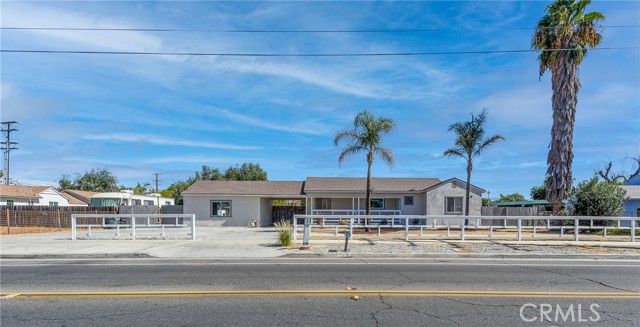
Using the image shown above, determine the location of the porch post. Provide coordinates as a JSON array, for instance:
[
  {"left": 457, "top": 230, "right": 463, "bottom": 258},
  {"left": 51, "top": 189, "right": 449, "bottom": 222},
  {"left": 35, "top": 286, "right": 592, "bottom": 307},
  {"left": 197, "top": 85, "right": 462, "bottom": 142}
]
[{"left": 352, "top": 197, "right": 354, "bottom": 215}]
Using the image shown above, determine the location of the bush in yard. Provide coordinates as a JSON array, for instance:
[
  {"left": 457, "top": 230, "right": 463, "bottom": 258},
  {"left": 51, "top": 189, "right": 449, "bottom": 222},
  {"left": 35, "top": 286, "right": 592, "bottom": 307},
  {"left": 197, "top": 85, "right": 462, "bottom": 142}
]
[
  {"left": 274, "top": 220, "right": 293, "bottom": 246},
  {"left": 566, "top": 177, "right": 628, "bottom": 228}
]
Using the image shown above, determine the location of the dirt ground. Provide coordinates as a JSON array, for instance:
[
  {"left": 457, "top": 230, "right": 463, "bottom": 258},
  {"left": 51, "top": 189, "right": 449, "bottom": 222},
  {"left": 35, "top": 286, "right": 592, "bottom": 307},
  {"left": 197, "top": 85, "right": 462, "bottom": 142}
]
[{"left": 0, "top": 227, "right": 66, "bottom": 235}]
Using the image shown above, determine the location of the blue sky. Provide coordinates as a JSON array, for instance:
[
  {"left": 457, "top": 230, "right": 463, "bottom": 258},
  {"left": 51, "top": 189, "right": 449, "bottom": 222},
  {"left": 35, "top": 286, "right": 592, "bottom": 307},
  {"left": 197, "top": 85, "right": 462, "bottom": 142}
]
[{"left": 1, "top": 1, "right": 638, "bottom": 199}]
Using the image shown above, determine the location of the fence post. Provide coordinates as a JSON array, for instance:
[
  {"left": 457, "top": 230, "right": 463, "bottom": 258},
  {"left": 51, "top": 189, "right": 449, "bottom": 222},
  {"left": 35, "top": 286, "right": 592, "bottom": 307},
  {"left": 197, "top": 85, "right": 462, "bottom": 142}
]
[
  {"left": 191, "top": 215, "right": 196, "bottom": 240},
  {"left": 71, "top": 214, "right": 76, "bottom": 240},
  {"left": 131, "top": 215, "right": 136, "bottom": 240},
  {"left": 517, "top": 218, "right": 522, "bottom": 241},
  {"left": 460, "top": 220, "right": 465, "bottom": 240},
  {"left": 349, "top": 216, "right": 353, "bottom": 239},
  {"left": 57, "top": 209, "right": 62, "bottom": 230},
  {"left": 574, "top": 218, "right": 579, "bottom": 241},
  {"left": 631, "top": 219, "right": 636, "bottom": 243},
  {"left": 6, "top": 208, "right": 10, "bottom": 235},
  {"left": 405, "top": 218, "right": 409, "bottom": 241}
]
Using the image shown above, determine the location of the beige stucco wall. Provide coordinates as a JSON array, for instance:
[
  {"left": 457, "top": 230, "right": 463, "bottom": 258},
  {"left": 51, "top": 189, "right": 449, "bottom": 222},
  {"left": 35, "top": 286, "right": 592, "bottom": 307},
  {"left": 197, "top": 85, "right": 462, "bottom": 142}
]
[
  {"left": 183, "top": 195, "right": 261, "bottom": 227},
  {"left": 426, "top": 180, "right": 482, "bottom": 216},
  {"left": 260, "top": 198, "right": 273, "bottom": 226}
]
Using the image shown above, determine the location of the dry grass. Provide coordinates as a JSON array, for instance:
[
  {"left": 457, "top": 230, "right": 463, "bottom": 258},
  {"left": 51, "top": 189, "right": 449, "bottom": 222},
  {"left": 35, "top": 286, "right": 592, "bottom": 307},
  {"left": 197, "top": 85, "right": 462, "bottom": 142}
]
[{"left": 0, "top": 227, "right": 66, "bottom": 235}]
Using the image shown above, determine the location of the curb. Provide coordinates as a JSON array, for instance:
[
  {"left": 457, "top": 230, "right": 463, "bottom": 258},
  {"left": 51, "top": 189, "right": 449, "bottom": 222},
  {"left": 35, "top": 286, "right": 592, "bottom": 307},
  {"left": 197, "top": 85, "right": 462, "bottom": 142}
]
[
  {"left": 282, "top": 253, "right": 640, "bottom": 260},
  {"left": 0, "top": 253, "right": 153, "bottom": 260}
]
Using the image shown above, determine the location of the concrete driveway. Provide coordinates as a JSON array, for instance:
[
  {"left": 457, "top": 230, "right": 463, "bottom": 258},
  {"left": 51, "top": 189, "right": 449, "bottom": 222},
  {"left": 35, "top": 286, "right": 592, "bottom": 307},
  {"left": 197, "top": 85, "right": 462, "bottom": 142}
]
[{"left": 0, "top": 227, "right": 286, "bottom": 259}]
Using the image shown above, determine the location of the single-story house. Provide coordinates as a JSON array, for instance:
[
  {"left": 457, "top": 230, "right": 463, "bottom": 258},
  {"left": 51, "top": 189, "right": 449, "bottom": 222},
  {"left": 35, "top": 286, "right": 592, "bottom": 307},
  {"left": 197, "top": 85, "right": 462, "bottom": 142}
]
[
  {"left": 0, "top": 185, "right": 71, "bottom": 206},
  {"left": 61, "top": 190, "right": 97, "bottom": 206},
  {"left": 182, "top": 177, "right": 484, "bottom": 227},
  {"left": 620, "top": 185, "right": 640, "bottom": 217}
]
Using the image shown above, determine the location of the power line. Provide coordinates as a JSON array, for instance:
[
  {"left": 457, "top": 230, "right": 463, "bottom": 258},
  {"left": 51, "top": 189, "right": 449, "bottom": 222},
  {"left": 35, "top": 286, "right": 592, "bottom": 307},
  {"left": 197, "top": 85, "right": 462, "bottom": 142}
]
[
  {"left": 1, "top": 121, "right": 19, "bottom": 186},
  {"left": 0, "top": 46, "right": 637, "bottom": 57},
  {"left": 1, "top": 25, "right": 637, "bottom": 32}
]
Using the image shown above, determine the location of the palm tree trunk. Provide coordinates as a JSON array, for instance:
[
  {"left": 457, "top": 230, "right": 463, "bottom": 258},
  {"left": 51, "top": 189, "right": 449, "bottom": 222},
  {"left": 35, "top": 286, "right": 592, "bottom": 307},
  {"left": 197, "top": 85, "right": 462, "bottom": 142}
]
[
  {"left": 365, "top": 152, "right": 373, "bottom": 230},
  {"left": 546, "top": 59, "right": 579, "bottom": 215},
  {"left": 465, "top": 161, "right": 472, "bottom": 220}
]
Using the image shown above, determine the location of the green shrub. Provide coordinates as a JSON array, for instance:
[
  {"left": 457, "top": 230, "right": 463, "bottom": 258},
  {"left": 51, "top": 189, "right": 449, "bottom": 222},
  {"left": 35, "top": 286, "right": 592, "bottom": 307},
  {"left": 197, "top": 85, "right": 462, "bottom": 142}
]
[
  {"left": 274, "top": 220, "right": 293, "bottom": 246},
  {"left": 594, "top": 229, "right": 640, "bottom": 236},
  {"left": 338, "top": 220, "right": 349, "bottom": 226}
]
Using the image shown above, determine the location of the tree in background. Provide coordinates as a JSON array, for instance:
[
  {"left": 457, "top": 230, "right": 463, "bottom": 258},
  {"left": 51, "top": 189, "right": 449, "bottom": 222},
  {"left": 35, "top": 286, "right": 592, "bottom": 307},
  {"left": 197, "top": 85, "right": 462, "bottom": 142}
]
[
  {"left": 165, "top": 162, "right": 268, "bottom": 204},
  {"left": 596, "top": 156, "right": 640, "bottom": 184},
  {"left": 335, "top": 110, "right": 395, "bottom": 222},
  {"left": 532, "top": 0, "right": 605, "bottom": 214},
  {"left": 224, "top": 162, "right": 268, "bottom": 181},
  {"left": 131, "top": 182, "right": 151, "bottom": 195},
  {"left": 566, "top": 177, "right": 627, "bottom": 216},
  {"left": 443, "top": 109, "right": 505, "bottom": 216},
  {"left": 530, "top": 184, "right": 547, "bottom": 200},
  {"left": 57, "top": 168, "right": 118, "bottom": 192},
  {"left": 495, "top": 193, "right": 527, "bottom": 203}
]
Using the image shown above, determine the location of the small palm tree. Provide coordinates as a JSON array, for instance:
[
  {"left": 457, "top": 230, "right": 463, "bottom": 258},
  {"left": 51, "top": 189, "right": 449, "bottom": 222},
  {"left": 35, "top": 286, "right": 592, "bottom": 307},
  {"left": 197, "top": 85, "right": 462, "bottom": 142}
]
[
  {"left": 532, "top": 0, "right": 604, "bottom": 214},
  {"left": 335, "top": 111, "right": 395, "bottom": 224},
  {"left": 444, "top": 109, "right": 505, "bottom": 216}
]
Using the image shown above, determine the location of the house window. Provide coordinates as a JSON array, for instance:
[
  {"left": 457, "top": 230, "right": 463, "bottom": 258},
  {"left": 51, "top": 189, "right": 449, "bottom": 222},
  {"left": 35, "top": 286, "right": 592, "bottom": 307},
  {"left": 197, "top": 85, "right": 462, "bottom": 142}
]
[
  {"left": 49, "top": 201, "right": 59, "bottom": 207},
  {"left": 143, "top": 200, "right": 154, "bottom": 205},
  {"left": 370, "top": 199, "right": 385, "bottom": 210},
  {"left": 165, "top": 201, "right": 171, "bottom": 205},
  {"left": 132, "top": 199, "right": 142, "bottom": 205},
  {"left": 321, "top": 198, "right": 331, "bottom": 210},
  {"left": 211, "top": 200, "right": 232, "bottom": 217},
  {"left": 404, "top": 196, "right": 414, "bottom": 206},
  {"left": 445, "top": 197, "right": 463, "bottom": 214},
  {"left": 6, "top": 200, "right": 14, "bottom": 206}
]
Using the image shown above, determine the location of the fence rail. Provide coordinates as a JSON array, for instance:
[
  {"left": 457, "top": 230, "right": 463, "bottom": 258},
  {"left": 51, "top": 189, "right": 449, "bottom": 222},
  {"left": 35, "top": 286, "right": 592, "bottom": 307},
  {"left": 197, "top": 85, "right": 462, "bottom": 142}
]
[
  {"left": 71, "top": 214, "right": 196, "bottom": 240},
  {"left": 293, "top": 215, "right": 639, "bottom": 242}
]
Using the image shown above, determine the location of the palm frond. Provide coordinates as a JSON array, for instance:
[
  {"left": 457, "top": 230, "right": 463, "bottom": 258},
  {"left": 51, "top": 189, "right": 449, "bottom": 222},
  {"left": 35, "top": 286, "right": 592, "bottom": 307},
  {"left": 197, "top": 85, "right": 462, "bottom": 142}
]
[
  {"left": 443, "top": 147, "right": 467, "bottom": 161},
  {"left": 375, "top": 147, "right": 395, "bottom": 168},
  {"left": 475, "top": 134, "right": 506, "bottom": 156},
  {"left": 338, "top": 145, "right": 367, "bottom": 168}
]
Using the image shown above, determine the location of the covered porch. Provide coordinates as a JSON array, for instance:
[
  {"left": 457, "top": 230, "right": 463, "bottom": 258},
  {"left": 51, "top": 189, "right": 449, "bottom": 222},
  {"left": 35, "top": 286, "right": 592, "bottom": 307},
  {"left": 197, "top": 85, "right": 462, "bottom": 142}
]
[{"left": 307, "top": 196, "right": 401, "bottom": 216}]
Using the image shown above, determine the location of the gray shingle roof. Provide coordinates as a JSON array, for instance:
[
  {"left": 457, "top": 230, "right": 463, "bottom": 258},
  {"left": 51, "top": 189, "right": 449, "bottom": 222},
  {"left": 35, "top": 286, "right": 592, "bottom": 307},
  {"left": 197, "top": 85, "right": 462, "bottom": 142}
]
[
  {"left": 304, "top": 177, "right": 441, "bottom": 192},
  {"left": 183, "top": 180, "right": 305, "bottom": 196}
]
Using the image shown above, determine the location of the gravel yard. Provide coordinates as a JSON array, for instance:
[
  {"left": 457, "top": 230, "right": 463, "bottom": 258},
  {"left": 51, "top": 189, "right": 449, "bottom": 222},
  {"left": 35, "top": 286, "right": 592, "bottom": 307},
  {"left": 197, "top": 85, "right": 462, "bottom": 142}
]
[{"left": 288, "top": 241, "right": 640, "bottom": 256}]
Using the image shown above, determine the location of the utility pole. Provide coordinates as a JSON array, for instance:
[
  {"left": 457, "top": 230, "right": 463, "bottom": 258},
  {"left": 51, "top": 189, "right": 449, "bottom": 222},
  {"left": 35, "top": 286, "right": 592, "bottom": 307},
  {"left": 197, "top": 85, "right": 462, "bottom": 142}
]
[
  {"left": 153, "top": 173, "right": 162, "bottom": 192},
  {"left": 1, "top": 121, "right": 19, "bottom": 185}
]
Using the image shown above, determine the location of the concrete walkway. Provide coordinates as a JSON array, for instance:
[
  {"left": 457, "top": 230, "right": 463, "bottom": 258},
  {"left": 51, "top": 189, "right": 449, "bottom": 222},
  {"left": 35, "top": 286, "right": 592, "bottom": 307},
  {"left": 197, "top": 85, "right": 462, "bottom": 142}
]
[{"left": 0, "top": 228, "right": 286, "bottom": 258}]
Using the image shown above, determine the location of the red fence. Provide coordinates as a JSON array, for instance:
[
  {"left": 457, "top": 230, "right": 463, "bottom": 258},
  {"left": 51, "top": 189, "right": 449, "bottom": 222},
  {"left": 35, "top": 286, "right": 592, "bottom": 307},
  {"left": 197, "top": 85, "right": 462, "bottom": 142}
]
[{"left": 0, "top": 206, "right": 119, "bottom": 228}]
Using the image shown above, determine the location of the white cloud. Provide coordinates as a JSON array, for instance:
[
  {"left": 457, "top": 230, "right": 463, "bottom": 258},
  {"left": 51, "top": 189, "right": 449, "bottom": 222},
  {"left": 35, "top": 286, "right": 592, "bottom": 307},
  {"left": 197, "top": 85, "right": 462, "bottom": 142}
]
[{"left": 82, "top": 133, "right": 262, "bottom": 150}]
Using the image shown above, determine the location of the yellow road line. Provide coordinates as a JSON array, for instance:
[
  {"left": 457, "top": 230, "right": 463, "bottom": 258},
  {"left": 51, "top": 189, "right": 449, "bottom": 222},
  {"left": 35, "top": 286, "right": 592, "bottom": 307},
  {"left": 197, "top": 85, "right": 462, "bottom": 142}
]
[{"left": 2, "top": 290, "right": 639, "bottom": 299}]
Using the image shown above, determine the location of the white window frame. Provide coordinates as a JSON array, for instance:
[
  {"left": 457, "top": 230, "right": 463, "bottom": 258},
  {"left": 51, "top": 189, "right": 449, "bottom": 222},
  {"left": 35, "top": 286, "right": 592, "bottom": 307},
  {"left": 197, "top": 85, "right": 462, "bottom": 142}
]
[
  {"left": 445, "top": 197, "right": 463, "bottom": 214},
  {"left": 211, "top": 200, "right": 232, "bottom": 217},
  {"left": 49, "top": 201, "right": 59, "bottom": 207},
  {"left": 321, "top": 198, "right": 331, "bottom": 210}
]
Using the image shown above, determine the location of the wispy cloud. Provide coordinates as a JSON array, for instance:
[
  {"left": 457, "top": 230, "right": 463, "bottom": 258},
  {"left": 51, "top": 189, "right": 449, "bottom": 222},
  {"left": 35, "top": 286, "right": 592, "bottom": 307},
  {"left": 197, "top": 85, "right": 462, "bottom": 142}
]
[
  {"left": 82, "top": 133, "right": 262, "bottom": 150},
  {"left": 206, "top": 107, "right": 332, "bottom": 136}
]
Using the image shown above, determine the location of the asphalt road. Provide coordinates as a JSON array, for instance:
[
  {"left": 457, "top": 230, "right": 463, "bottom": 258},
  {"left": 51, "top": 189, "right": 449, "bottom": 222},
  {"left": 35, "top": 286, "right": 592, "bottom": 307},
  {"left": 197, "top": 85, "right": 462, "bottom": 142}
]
[{"left": 2, "top": 258, "right": 639, "bottom": 326}]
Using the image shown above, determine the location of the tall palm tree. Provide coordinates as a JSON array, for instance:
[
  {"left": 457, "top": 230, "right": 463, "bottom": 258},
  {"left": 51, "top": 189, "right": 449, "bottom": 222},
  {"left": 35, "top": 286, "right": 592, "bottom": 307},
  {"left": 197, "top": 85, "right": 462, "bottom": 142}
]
[
  {"left": 532, "top": 0, "right": 604, "bottom": 214},
  {"left": 335, "top": 111, "right": 395, "bottom": 224},
  {"left": 444, "top": 109, "right": 505, "bottom": 216}
]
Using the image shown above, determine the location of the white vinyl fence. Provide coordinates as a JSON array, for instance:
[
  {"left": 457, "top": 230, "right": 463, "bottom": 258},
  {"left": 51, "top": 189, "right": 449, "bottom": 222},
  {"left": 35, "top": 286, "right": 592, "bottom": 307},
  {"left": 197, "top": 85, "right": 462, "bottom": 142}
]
[
  {"left": 71, "top": 214, "right": 196, "bottom": 240},
  {"left": 293, "top": 215, "right": 639, "bottom": 242}
]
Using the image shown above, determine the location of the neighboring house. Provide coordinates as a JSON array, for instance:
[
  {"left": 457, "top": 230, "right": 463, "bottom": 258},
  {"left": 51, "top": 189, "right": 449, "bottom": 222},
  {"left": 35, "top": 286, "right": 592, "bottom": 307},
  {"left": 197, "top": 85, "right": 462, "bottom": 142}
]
[
  {"left": 0, "top": 185, "right": 71, "bottom": 206},
  {"left": 182, "top": 177, "right": 484, "bottom": 227},
  {"left": 61, "top": 190, "right": 98, "bottom": 206},
  {"left": 620, "top": 185, "right": 640, "bottom": 217}
]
